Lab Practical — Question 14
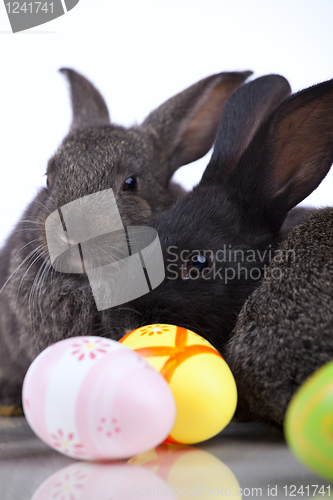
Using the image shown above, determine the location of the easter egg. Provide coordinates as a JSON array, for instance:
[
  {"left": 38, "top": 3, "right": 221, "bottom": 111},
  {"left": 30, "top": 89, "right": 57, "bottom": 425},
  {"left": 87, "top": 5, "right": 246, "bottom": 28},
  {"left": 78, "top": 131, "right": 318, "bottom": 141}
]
[
  {"left": 119, "top": 324, "right": 237, "bottom": 444},
  {"left": 22, "top": 336, "right": 176, "bottom": 460},
  {"left": 284, "top": 360, "right": 333, "bottom": 481},
  {"left": 129, "top": 445, "right": 241, "bottom": 499}
]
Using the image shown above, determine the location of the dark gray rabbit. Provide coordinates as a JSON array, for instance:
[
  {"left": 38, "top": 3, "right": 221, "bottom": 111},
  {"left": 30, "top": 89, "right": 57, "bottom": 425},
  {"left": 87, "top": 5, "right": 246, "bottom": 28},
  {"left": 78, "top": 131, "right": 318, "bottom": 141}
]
[
  {"left": 107, "top": 74, "right": 333, "bottom": 387},
  {"left": 0, "top": 68, "right": 251, "bottom": 413}
]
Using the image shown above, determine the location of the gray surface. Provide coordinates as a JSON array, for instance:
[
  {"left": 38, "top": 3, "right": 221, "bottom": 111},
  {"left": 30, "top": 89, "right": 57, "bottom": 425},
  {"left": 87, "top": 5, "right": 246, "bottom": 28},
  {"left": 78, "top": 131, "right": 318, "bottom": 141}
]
[{"left": 0, "top": 417, "right": 331, "bottom": 499}]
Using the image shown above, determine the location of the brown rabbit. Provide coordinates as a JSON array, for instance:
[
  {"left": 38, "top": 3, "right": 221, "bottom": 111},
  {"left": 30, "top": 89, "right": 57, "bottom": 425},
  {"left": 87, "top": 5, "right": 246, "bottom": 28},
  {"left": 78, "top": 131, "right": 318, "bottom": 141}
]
[
  {"left": 223, "top": 79, "right": 333, "bottom": 427},
  {"left": 226, "top": 210, "right": 333, "bottom": 428}
]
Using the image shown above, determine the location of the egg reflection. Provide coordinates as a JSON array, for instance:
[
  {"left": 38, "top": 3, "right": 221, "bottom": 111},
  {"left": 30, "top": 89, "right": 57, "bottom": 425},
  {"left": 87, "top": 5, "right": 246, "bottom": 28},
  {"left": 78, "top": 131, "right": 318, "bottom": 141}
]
[
  {"left": 31, "top": 461, "right": 173, "bottom": 500},
  {"left": 31, "top": 445, "right": 241, "bottom": 499},
  {"left": 129, "top": 445, "right": 241, "bottom": 498}
]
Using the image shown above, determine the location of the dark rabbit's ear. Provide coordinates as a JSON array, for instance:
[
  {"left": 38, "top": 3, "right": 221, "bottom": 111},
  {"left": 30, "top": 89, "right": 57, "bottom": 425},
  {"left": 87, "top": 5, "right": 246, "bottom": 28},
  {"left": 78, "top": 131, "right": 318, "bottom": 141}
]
[
  {"left": 202, "top": 74, "right": 291, "bottom": 183},
  {"left": 60, "top": 68, "right": 110, "bottom": 131},
  {"left": 227, "top": 79, "right": 333, "bottom": 232},
  {"left": 141, "top": 71, "right": 252, "bottom": 182}
]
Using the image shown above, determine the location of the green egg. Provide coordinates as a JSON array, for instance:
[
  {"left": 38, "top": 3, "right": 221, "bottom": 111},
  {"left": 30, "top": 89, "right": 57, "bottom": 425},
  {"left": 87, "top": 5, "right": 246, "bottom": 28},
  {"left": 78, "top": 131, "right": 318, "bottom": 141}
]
[{"left": 284, "top": 360, "right": 333, "bottom": 481}]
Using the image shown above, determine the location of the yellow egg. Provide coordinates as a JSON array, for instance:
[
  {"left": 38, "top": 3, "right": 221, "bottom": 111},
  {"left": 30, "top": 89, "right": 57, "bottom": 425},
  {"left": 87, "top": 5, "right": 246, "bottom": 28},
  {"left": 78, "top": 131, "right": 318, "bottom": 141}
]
[{"left": 119, "top": 324, "right": 237, "bottom": 444}]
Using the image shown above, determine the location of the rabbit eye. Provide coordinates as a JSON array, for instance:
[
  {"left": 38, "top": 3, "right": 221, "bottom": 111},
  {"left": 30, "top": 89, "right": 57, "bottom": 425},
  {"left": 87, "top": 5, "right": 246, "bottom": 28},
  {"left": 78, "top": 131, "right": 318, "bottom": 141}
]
[
  {"left": 123, "top": 176, "right": 137, "bottom": 192},
  {"left": 184, "top": 252, "right": 214, "bottom": 279}
]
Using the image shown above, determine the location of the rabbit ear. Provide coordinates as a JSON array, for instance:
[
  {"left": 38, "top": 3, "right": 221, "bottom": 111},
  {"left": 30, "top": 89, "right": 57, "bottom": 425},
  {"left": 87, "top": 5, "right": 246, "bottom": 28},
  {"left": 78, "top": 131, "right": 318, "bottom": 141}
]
[
  {"left": 202, "top": 74, "right": 291, "bottom": 183},
  {"left": 59, "top": 68, "right": 110, "bottom": 131},
  {"left": 141, "top": 71, "right": 252, "bottom": 181},
  {"left": 228, "top": 79, "right": 333, "bottom": 232}
]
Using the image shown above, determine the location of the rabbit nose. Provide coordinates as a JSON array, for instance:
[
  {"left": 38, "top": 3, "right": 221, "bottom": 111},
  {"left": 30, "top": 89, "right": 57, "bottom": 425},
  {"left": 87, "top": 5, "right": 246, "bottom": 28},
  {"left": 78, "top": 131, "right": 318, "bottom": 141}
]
[
  {"left": 59, "top": 232, "right": 77, "bottom": 247},
  {"left": 58, "top": 232, "right": 82, "bottom": 261}
]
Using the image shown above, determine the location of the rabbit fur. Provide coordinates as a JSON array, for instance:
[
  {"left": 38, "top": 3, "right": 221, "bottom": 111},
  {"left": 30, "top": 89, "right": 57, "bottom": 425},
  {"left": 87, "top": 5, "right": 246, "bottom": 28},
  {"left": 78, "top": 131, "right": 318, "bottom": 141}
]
[
  {"left": 106, "top": 75, "right": 333, "bottom": 430},
  {"left": 224, "top": 79, "right": 333, "bottom": 427},
  {"left": 0, "top": 68, "right": 251, "bottom": 412},
  {"left": 226, "top": 206, "right": 333, "bottom": 427}
]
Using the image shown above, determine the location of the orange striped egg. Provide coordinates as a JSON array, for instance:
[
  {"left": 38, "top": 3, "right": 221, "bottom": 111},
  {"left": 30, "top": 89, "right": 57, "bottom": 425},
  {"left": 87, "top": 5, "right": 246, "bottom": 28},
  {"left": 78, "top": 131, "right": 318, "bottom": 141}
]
[{"left": 120, "top": 324, "right": 237, "bottom": 444}]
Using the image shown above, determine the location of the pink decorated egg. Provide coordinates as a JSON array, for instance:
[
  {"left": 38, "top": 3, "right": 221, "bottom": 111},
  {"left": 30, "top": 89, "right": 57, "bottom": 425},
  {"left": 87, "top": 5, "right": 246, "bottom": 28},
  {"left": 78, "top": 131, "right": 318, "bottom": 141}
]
[{"left": 22, "top": 336, "right": 176, "bottom": 460}]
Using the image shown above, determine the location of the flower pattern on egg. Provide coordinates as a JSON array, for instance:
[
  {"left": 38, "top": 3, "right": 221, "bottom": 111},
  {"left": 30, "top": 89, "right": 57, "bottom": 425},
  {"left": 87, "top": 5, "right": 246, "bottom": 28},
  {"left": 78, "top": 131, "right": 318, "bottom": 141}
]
[
  {"left": 71, "top": 338, "right": 111, "bottom": 361},
  {"left": 51, "top": 468, "right": 87, "bottom": 500},
  {"left": 97, "top": 417, "right": 121, "bottom": 437},
  {"left": 139, "top": 324, "right": 171, "bottom": 337},
  {"left": 50, "top": 429, "right": 86, "bottom": 457}
]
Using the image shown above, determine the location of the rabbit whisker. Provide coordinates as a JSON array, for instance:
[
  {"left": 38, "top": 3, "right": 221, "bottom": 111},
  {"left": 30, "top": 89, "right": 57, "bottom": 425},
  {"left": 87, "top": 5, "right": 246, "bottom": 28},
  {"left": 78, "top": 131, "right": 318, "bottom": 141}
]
[
  {"left": 36, "top": 260, "right": 52, "bottom": 321},
  {"left": 16, "top": 245, "right": 49, "bottom": 294},
  {"left": 113, "top": 307, "right": 142, "bottom": 316},
  {"left": 12, "top": 238, "right": 42, "bottom": 262},
  {"left": 0, "top": 242, "right": 45, "bottom": 295},
  {"left": 15, "top": 248, "right": 48, "bottom": 308},
  {"left": 32, "top": 199, "right": 53, "bottom": 214},
  {"left": 28, "top": 257, "right": 51, "bottom": 332}
]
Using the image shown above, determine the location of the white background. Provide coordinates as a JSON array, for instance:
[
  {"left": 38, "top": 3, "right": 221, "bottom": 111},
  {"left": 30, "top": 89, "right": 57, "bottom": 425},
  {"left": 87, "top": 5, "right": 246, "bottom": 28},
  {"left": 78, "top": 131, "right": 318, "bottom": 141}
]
[{"left": 1, "top": 0, "right": 333, "bottom": 245}]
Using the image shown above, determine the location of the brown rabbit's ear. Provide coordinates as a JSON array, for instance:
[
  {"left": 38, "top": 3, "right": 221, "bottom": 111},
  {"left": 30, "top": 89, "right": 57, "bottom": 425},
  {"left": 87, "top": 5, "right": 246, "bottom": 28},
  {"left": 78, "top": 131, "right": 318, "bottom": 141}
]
[
  {"left": 60, "top": 68, "right": 110, "bottom": 131},
  {"left": 202, "top": 74, "right": 291, "bottom": 183},
  {"left": 228, "top": 79, "right": 333, "bottom": 232},
  {"left": 141, "top": 71, "right": 252, "bottom": 181}
]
